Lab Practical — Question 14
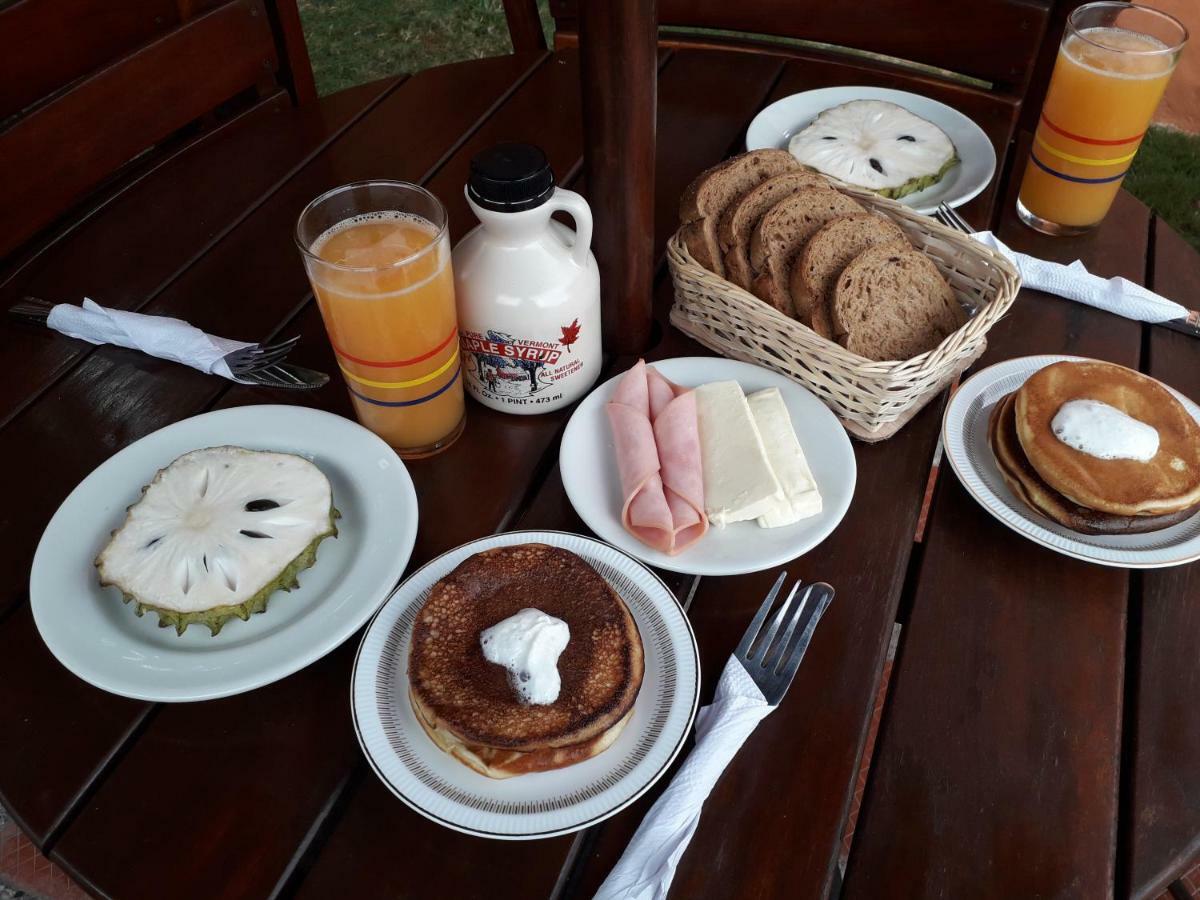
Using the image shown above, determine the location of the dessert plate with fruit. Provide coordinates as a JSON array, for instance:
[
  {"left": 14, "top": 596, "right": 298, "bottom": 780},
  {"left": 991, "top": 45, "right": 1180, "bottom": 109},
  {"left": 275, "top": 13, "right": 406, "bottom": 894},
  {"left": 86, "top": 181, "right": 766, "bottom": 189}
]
[
  {"left": 30, "top": 405, "right": 418, "bottom": 702},
  {"left": 745, "top": 86, "right": 996, "bottom": 215}
]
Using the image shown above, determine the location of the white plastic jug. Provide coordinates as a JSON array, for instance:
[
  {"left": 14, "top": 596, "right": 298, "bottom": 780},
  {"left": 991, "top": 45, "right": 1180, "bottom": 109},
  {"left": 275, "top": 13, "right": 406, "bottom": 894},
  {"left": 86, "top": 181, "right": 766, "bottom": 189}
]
[{"left": 453, "top": 143, "right": 601, "bottom": 414}]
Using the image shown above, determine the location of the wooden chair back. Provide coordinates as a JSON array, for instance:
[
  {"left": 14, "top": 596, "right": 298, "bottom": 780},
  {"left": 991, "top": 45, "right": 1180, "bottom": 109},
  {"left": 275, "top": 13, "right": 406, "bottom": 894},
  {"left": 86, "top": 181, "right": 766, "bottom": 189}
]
[
  {"left": 553, "top": 0, "right": 1055, "bottom": 100},
  {"left": 0, "top": 0, "right": 316, "bottom": 259}
]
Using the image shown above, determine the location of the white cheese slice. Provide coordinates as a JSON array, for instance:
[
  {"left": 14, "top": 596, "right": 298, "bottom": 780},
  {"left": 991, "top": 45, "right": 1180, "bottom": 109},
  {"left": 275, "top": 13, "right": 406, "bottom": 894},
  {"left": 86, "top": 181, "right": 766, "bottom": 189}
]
[
  {"left": 747, "top": 388, "right": 823, "bottom": 528},
  {"left": 695, "top": 381, "right": 784, "bottom": 527}
]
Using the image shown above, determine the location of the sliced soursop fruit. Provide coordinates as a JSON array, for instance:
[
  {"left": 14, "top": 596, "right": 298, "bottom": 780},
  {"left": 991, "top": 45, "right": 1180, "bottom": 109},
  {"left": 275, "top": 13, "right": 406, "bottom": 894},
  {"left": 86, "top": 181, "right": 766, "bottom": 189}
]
[
  {"left": 788, "top": 100, "right": 958, "bottom": 199},
  {"left": 95, "top": 446, "right": 339, "bottom": 636}
]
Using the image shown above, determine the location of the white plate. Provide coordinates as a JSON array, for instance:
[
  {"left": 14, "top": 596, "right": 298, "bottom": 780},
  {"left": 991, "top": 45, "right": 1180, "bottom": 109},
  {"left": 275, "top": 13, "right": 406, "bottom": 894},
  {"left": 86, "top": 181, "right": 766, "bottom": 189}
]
[
  {"left": 352, "top": 530, "right": 700, "bottom": 839},
  {"left": 943, "top": 355, "right": 1200, "bottom": 568},
  {"left": 559, "top": 357, "right": 856, "bottom": 576},
  {"left": 31, "top": 405, "right": 417, "bottom": 702},
  {"left": 745, "top": 86, "right": 997, "bottom": 215}
]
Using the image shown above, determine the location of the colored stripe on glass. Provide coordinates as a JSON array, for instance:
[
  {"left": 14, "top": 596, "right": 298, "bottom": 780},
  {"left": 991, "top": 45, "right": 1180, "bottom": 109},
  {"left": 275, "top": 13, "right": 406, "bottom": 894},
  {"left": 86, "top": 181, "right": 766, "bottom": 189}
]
[
  {"left": 347, "top": 366, "right": 461, "bottom": 407},
  {"left": 339, "top": 348, "right": 459, "bottom": 388},
  {"left": 331, "top": 326, "right": 458, "bottom": 367},
  {"left": 1040, "top": 114, "right": 1144, "bottom": 147},
  {"left": 1034, "top": 135, "right": 1138, "bottom": 167},
  {"left": 1029, "top": 151, "right": 1129, "bottom": 185}
]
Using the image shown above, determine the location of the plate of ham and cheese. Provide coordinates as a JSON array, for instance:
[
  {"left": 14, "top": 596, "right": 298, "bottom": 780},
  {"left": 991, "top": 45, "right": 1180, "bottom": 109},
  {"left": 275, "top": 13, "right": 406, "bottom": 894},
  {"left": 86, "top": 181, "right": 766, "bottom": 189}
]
[{"left": 560, "top": 357, "right": 856, "bottom": 575}]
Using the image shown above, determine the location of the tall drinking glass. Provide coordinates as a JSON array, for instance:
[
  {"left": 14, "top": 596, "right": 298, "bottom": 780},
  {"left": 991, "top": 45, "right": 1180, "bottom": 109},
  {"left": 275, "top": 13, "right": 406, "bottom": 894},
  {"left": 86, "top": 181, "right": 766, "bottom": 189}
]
[
  {"left": 296, "top": 181, "right": 465, "bottom": 457},
  {"left": 1017, "top": 2, "right": 1186, "bottom": 236}
]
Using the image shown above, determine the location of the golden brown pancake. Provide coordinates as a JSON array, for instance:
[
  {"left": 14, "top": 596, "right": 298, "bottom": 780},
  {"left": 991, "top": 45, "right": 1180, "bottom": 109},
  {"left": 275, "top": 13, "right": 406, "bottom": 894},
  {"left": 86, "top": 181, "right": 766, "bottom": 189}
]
[
  {"left": 408, "top": 544, "right": 644, "bottom": 778},
  {"left": 989, "top": 392, "right": 1199, "bottom": 535},
  {"left": 1015, "top": 361, "right": 1200, "bottom": 516}
]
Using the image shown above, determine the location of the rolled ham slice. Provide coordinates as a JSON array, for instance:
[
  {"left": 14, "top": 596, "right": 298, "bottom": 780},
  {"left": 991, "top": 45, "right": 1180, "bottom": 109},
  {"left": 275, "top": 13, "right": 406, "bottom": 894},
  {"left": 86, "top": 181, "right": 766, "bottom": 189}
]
[{"left": 606, "top": 360, "right": 707, "bottom": 555}]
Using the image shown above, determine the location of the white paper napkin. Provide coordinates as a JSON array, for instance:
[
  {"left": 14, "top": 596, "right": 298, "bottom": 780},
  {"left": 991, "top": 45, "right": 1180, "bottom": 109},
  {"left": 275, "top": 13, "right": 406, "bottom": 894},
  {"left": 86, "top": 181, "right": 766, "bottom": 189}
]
[
  {"left": 971, "top": 231, "right": 1190, "bottom": 324},
  {"left": 45, "top": 299, "right": 254, "bottom": 381},
  {"left": 595, "top": 656, "right": 773, "bottom": 900}
]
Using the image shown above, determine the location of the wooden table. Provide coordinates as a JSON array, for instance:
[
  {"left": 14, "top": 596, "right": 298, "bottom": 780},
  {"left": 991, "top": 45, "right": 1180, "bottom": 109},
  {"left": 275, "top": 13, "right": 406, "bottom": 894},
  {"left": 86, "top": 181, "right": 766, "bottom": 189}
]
[{"left": 2, "top": 47, "right": 1198, "bottom": 900}]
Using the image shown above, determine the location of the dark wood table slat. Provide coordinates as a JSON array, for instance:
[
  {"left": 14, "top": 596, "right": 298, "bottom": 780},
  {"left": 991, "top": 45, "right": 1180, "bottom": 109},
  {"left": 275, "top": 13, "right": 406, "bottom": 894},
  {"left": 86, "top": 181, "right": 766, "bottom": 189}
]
[
  {"left": 1128, "top": 218, "right": 1200, "bottom": 900},
  {"left": 0, "top": 77, "right": 399, "bottom": 431},
  {"left": 52, "top": 642, "right": 362, "bottom": 900},
  {"left": 843, "top": 141, "right": 1150, "bottom": 900},
  {"left": 0, "top": 52, "right": 544, "bottom": 872},
  {"left": 0, "top": 0, "right": 281, "bottom": 259},
  {"left": 0, "top": 604, "right": 150, "bottom": 845}
]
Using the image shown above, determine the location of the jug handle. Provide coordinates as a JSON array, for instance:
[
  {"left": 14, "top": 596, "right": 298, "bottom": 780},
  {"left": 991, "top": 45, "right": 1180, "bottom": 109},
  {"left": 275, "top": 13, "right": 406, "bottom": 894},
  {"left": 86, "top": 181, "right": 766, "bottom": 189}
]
[{"left": 547, "top": 188, "right": 593, "bottom": 268}]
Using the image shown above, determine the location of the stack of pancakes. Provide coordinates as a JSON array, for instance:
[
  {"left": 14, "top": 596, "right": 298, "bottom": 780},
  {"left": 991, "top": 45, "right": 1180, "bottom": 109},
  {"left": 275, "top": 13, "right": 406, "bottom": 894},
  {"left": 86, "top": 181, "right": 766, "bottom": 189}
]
[
  {"left": 408, "top": 544, "right": 644, "bottom": 779},
  {"left": 989, "top": 360, "right": 1200, "bottom": 535}
]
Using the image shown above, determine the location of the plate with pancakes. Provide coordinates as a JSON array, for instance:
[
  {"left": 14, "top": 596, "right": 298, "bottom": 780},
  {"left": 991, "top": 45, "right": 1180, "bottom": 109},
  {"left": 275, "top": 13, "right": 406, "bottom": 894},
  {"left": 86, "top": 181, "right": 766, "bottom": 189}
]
[
  {"left": 943, "top": 356, "right": 1200, "bottom": 567},
  {"left": 352, "top": 531, "right": 699, "bottom": 839}
]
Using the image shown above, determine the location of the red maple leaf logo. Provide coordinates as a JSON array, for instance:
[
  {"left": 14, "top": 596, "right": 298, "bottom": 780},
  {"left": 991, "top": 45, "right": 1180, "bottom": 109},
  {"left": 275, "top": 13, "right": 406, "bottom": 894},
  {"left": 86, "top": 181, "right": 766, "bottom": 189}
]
[{"left": 559, "top": 318, "right": 581, "bottom": 353}]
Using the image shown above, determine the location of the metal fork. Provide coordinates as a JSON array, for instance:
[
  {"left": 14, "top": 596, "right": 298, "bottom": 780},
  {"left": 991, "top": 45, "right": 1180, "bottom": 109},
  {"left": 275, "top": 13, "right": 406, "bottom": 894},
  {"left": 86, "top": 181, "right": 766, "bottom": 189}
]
[
  {"left": 735, "top": 572, "right": 835, "bottom": 705},
  {"left": 8, "top": 296, "right": 300, "bottom": 376},
  {"left": 238, "top": 362, "right": 330, "bottom": 390},
  {"left": 594, "top": 572, "right": 835, "bottom": 899},
  {"left": 934, "top": 205, "right": 1200, "bottom": 339},
  {"left": 223, "top": 336, "right": 300, "bottom": 376},
  {"left": 935, "top": 201, "right": 973, "bottom": 235}
]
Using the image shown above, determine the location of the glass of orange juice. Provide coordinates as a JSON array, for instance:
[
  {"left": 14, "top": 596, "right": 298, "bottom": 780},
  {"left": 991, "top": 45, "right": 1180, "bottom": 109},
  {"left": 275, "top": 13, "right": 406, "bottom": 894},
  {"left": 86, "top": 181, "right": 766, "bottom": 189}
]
[
  {"left": 295, "top": 181, "right": 465, "bottom": 457},
  {"left": 1017, "top": 2, "right": 1187, "bottom": 236}
]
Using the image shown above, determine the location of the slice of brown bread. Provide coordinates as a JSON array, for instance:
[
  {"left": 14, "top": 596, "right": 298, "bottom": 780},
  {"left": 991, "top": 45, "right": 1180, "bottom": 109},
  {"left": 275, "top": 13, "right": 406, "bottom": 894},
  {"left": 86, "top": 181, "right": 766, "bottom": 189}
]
[
  {"left": 718, "top": 170, "right": 828, "bottom": 290},
  {"left": 832, "top": 244, "right": 966, "bottom": 361},
  {"left": 748, "top": 188, "right": 864, "bottom": 320},
  {"left": 677, "top": 149, "right": 799, "bottom": 277},
  {"left": 790, "top": 213, "right": 908, "bottom": 339}
]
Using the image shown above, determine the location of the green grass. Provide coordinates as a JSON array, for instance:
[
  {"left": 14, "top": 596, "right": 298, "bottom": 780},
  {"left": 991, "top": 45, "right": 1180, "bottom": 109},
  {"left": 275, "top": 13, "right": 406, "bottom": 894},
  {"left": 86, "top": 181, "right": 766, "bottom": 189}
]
[
  {"left": 296, "top": 3, "right": 1200, "bottom": 252},
  {"left": 1125, "top": 125, "right": 1200, "bottom": 252},
  {"left": 297, "top": 0, "right": 550, "bottom": 96}
]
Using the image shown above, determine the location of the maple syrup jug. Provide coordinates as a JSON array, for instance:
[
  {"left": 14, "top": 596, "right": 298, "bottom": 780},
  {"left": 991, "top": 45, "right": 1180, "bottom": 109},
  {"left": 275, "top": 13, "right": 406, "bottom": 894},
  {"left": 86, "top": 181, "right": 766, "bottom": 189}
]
[{"left": 453, "top": 143, "right": 601, "bottom": 414}]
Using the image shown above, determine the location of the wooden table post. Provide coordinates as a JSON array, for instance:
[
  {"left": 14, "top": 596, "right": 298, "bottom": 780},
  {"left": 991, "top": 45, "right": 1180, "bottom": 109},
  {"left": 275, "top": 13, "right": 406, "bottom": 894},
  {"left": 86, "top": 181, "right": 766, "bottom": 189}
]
[{"left": 578, "top": 0, "right": 657, "bottom": 355}]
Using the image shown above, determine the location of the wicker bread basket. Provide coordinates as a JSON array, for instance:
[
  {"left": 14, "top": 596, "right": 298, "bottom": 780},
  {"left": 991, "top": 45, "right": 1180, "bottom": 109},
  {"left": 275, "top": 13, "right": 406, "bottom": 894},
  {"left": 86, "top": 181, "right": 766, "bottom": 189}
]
[{"left": 668, "top": 183, "right": 1021, "bottom": 441}]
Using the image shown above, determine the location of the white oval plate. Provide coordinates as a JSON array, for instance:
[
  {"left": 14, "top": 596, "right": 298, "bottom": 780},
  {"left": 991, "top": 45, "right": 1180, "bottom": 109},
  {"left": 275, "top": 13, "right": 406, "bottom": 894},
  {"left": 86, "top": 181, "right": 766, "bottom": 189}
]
[
  {"left": 560, "top": 357, "right": 856, "bottom": 576},
  {"left": 943, "top": 355, "right": 1200, "bottom": 568},
  {"left": 31, "top": 405, "right": 417, "bottom": 702},
  {"left": 352, "top": 530, "right": 700, "bottom": 840},
  {"left": 745, "top": 86, "right": 997, "bottom": 215}
]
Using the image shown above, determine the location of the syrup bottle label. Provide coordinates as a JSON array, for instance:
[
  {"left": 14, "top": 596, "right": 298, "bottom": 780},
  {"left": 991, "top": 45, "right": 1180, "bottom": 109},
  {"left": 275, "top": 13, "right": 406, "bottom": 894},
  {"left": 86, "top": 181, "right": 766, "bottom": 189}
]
[{"left": 460, "top": 318, "right": 586, "bottom": 408}]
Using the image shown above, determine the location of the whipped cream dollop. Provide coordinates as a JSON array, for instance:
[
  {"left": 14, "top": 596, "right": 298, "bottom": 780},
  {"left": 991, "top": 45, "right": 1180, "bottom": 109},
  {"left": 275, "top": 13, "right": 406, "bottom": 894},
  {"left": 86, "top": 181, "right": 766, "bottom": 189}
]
[
  {"left": 1051, "top": 398, "right": 1160, "bottom": 462},
  {"left": 480, "top": 608, "right": 570, "bottom": 705}
]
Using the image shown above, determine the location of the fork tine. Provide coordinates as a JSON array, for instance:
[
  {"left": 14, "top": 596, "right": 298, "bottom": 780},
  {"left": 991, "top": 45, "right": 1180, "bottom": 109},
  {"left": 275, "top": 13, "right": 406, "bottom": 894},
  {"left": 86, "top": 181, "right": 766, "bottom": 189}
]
[
  {"left": 263, "top": 363, "right": 304, "bottom": 384},
  {"left": 234, "top": 344, "right": 294, "bottom": 373},
  {"left": 775, "top": 584, "right": 835, "bottom": 686},
  {"left": 734, "top": 572, "right": 788, "bottom": 661},
  {"left": 945, "top": 203, "right": 973, "bottom": 234},
  {"left": 749, "top": 580, "right": 803, "bottom": 666},
  {"left": 249, "top": 335, "right": 300, "bottom": 356},
  {"left": 762, "top": 584, "right": 814, "bottom": 673},
  {"left": 952, "top": 205, "right": 973, "bottom": 233}
]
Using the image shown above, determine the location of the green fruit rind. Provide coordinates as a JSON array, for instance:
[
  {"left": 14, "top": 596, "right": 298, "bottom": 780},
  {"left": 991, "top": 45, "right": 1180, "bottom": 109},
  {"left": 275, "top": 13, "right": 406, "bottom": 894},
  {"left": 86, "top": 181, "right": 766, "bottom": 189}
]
[
  {"left": 105, "top": 507, "right": 340, "bottom": 637},
  {"left": 875, "top": 155, "right": 960, "bottom": 200}
]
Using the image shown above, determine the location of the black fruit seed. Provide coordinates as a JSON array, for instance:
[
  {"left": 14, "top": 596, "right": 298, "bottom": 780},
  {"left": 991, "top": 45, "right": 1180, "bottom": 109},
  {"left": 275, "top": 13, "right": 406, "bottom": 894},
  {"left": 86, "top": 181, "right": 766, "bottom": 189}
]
[
  {"left": 870, "top": 158, "right": 885, "bottom": 174},
  {"left": 245, "top": 499, "right": 280, "bottom": 512}
]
